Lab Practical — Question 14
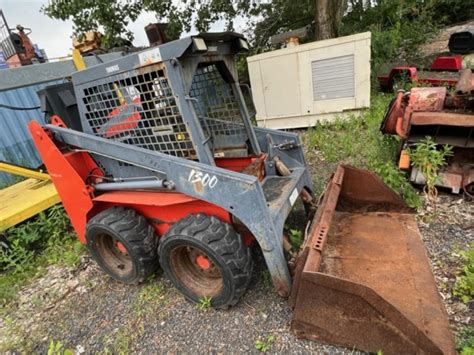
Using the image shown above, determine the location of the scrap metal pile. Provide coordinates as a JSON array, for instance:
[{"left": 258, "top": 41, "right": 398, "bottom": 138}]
[{"left": 381, "top": 69, "right": 474, "bottom": 196}]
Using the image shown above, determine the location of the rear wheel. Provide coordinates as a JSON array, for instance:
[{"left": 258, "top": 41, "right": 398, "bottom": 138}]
[
  {"left": 86, "top": 207, "right": 159, "bottom": 284},
  {"left": 158, "top": 214, "right": 253, "bottom": 309}
]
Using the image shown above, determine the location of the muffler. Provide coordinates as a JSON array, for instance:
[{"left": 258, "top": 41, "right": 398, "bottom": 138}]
[{"left": 290, "top": 165, "right": 455, "bottom": 354}]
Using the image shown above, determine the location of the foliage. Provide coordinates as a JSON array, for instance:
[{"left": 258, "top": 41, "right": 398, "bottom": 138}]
[
  {"left": 47, "top": 340, "right": 74, "bottom": 355},
  {"left": 457, "top": 326, "right": 474, "bottom": 355},
  {"left": 42, "top": 0, "right": 473, "bottom": 80},
  {"left": 408, "top": 137, "right": 453, "bottom": 201},
  {"left": 307, "top": 94, "right": 421, "bottom": 209},
  {"left": 0, "top": 206, "right": 82, "bottom": 305},
  {"left": 288, "top": 229, "right": 303, "bottom": 250},
  {"left": 260, "top": 270, "right": 273, "bottom": 289},
  {"left": 454, "top": 243, "right": 474, "bottom": 304},
  {"left": 255, "top": 335, "right": 274, "bottom": 352},
  {"left": 42, "top": 0, "right": 143, "bottom": 48},
  {"left": 461, "top": 339, "right": 474, "bottom": 355},
  {"left": 42, "top": 0, "right": 258, "bottom": 48},
  {"left": 196, "top": 296, "right": 212, "bottom": 310}
]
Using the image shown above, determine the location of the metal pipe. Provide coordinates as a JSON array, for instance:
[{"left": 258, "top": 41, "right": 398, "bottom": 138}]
[{"left": 94, "top": 179, "right": 174, "bottom": 191}]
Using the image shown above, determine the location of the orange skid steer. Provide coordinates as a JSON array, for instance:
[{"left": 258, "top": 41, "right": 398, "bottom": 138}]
[{"left": 30, "top": 32, "right": 454, "bottom": 353}]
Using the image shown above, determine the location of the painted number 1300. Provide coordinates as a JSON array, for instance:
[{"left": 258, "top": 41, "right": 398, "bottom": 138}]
[{"left": 188, "top": 169, "right": 218, "bottom": 189}]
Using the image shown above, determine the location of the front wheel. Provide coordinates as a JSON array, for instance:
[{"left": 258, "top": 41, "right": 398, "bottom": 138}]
[{"left": 158, "top": 214, "right": 253, "bottom": 309}]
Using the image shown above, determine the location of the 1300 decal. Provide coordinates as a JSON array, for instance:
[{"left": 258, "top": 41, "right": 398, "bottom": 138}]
[{"left": 188, "top": 169, "right": 218, "bottom": 188}]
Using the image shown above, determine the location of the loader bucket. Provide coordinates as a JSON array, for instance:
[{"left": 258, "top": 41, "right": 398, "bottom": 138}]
[{"left": 290, "top": 165, "right": 455, "bottom": 354}]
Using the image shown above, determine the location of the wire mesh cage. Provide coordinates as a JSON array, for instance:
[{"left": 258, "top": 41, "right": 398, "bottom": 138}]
[
  {"left": 189, "top": 62, "right": 250, "bottom": 156},
  {"left": 76, "top": 58, "right": 253, "bottom": 164},
  {"left": 78, "top": 63, "right": 196, "bottom": 159}
]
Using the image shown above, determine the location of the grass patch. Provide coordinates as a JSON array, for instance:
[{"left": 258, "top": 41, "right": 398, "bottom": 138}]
[
  {"left": 255, "top": 334, "right": 274, "bottom": 352},
  {"left": 454, "top": 242, "right": 474, "bottom": 304},
  {"left": 196, "top": 296, "right": 212, "bottom": 310},
  {"left": 133, "top": 280, "right": 166, "bottom": 317},
  {"left": 306, "top": 94, "right": 421, "bottom": 209},
  {"left": 288, "top": 229, "right": 303, "bottom": 250},
  {"left": 0, "top": 205, "right": 83, "bottom": 307},
  {"left": 457, "top": 326, "right": 474, "bottom": 355}
]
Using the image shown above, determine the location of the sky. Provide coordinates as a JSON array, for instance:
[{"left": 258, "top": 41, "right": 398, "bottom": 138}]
[{"left": 0, "top": 0, "right": 248, "bottom": 59}]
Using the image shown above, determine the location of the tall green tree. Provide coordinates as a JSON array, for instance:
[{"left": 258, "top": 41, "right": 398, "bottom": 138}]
[
  {"left": 42, "top": 0, "right": 259, "bottom": 48},
  {"left": 42, "top": 0, "right": 347, "bottom": 49}
]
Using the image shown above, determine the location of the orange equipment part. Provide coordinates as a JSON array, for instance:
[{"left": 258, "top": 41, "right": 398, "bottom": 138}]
[{"left": 398, "top": 149, "right": 410, "bottom": 170}]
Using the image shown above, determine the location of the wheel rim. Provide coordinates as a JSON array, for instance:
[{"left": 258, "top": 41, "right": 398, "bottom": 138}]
[
  {"left": 169, "top": 245, "right": 223, "bottom": 298},
  {"left": 94, "top": 233, "right": 134, "bottom": 277}
]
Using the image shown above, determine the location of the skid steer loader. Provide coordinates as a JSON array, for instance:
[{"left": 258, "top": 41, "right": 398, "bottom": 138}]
[{"left": 29, "top": 32, "right": 454, "bottom": 354}]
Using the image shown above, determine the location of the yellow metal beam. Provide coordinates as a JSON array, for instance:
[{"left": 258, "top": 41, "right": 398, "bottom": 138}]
[
  {"left": 0, "top": 178, "right": 60, "bottom": 232},
  {"left": 0, "top": 162, "right": 50, "bottom": 180},
  {"left": 72, "top": 48, "right": 86, "bottom": 71}
]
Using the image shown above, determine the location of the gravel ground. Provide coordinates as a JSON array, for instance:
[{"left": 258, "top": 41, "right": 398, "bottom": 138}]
[{"left": 1, "top": 150, "right": 472, "bottom": 353}]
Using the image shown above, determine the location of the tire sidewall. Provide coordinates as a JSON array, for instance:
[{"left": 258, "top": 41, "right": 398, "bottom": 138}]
[
  {"left": 86, "top": 223, "right": 140, "bottom": 283},
  {"left": 159, "top": 234, "right": 235, "bottom": 307}
]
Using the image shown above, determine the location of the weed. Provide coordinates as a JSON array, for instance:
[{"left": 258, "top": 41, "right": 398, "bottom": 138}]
[
  {"left": 408, "top": 137, "right": 453, "bottom": 202},
  {"left": 0, "top": 205, "right": 83, "bottom": 306},
  {"left": 196, "top": 296, "right": 212, "bottom": 310},
  {"left": 255, "top": 335, "right": 274, "bottom": 352},
  {"left": 454, "top": 242, "right": 474, "bottom": 304},
  {"left": 134, "top": 281, "right": 166, "bottom": 316},
  {"left": 457, "top": 326, "right": 474, "bottom": 355},
  {"left": 47, "top": 340, "right": 73, "bottom": 355},
  {"left": 288, "top": 229, "right": 303, "bottom": 250},
  {"left": 113, "top": 328, "right": 132, "bottom": 354},
  {"left": 373, "top": 162, "right": 421, "bottom": 210},
  {"left": 31, "top": 294, "right": 45, "bottom": 308},
  {"left": 306, "top": 94, "right": 421, "bottom": 209},
  {"left": 137, "top": 282, "right": 165, "bottom": 304},
  {"left": 260, "top": 269, "right": 273, "bottom": 289}
]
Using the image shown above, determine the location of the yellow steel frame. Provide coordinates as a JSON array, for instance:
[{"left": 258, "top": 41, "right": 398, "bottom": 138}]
[
  {"left": 0, "top": 47, "right": 86, "bottom": 231},
  {"left": 0, "top": 163, "right": 60, "bottom": 232}
]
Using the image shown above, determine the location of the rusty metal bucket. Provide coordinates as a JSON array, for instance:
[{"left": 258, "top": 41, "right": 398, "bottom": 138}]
[{"left": 290, "top": 165, "right": 455, "bottom": 354}]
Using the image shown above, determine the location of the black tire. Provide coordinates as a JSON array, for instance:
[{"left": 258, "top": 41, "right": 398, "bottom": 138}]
[
  {"left": 158, "top": 214, "right": 253, "bottom": 309},
  {"left": 86, "top": 207, "right": 158, "bottom": 284}
]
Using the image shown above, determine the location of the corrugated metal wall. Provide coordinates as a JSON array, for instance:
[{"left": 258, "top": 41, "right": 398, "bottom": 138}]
[{"left": 0, "top": 80, "right": 62, "bottom": 185}]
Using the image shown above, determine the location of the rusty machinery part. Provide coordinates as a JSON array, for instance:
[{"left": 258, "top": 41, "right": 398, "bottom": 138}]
[
  {"left": 381, "top": 71, "right": 474, "bottom": 196},
  {"left": 73, "top": 31, "right": 103, "bottom": 55},
  {"left": 0, "top": 16, "right": 39, "bottom": 67},
  {"left": 290, "top": 165, "right": 455, "bottom": 354},
  {"left": 86, "top": 207, "right": 159, "bottom": 284},
  {"left": 380, "top": 90, "right": 406, "bottom": 135},
  {"left": 158, "top": 214, "right": 253, "bottom": 309},
  {"left": 144, "top": 23, "right": 177, "bottom": 47}
]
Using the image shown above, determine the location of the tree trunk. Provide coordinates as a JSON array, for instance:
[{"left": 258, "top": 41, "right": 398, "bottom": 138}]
[
  {"left": 315, "top": 0, "right": 347, "bottom": 40},
  {"left": 315, "top": 0, "right": 333, "bottom": 40}
]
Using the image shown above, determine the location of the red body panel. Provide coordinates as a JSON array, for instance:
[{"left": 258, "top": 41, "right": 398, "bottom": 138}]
[
  {"left": 29, "top": 121, "right": 96, "bottom": 243},
  {"left": 430, "top": 55, "right": 462, "bottom": 71},
  {"left": 378, "top": 56, "right": 463, "bottom": 90},
  {"left": 29, "top": 120, "right": 256, "bottom": 245},
  {"left": 93, "top": 191, "right": 232, "bottom": 236}
]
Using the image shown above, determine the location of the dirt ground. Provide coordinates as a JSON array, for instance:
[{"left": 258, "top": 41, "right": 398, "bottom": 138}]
[{"left": 0, "top": 149, "right": 472, "bottom": 353}]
